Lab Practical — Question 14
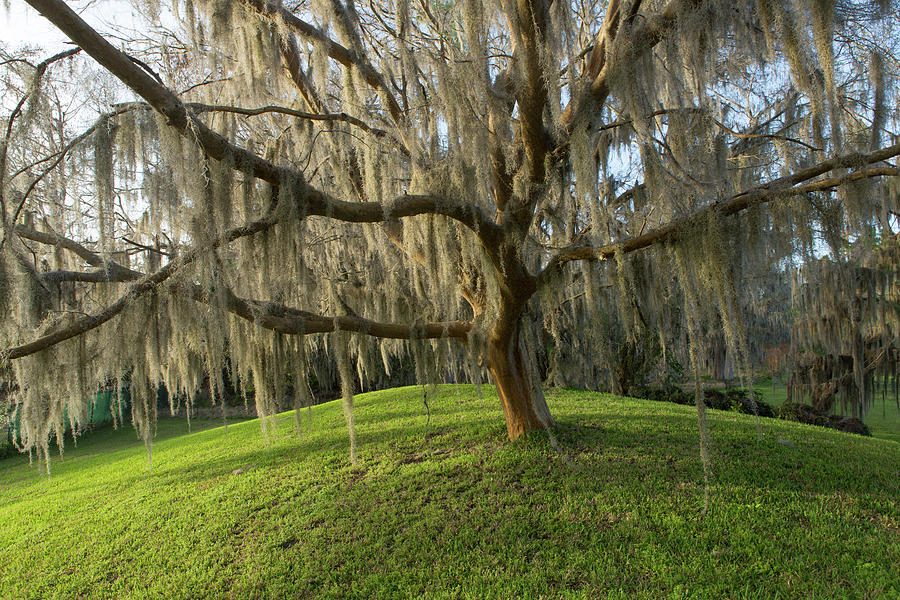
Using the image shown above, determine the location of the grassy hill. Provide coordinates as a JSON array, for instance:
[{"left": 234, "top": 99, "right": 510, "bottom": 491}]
[{"left": 1, "top": 385, "right": 898, "bottom": 599}]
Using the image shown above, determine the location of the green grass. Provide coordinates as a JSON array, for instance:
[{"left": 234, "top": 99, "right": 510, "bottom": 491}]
[
  {"left": 754, "top": 377, "right": 900, "bottom": 444},
  {"left": 1, "top": 385, "right": 898, "bottom": 599}
]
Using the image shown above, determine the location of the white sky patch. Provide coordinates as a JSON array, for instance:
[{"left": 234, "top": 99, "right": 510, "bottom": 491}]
[
  {"left": 2, "top": 2, "right": 69, "bottom": 51},
  {"left": 1, "top": 1, "right": 147, "bottom": 54}
]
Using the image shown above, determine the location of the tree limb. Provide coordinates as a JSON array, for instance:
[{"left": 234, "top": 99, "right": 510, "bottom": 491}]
[
  {"left": 192, "top": 285, "right": 473, "bottom": 341},
  {"left": 3, "top": 212, "right": 279, "bottom": 360},
  {"left": 15, "top": 224, "right": 135, "bottom": 272},
  {"left": 7, "top": 196, "right": 485, "bottom": 358},
  {"left": 561, "top": 0, "right": 701, "bottom": 131},
  {"left": 537, "top": 143, "right": 900, "bottom": 285},
  {"left": 511, "top": 0, "right": 552, "bottom": 183},
  {"left": 186, "top": 102, "right": 394, "bottom": 142},
  {"left": 24, "top": 0, "right": 500, "bottom": 247}
]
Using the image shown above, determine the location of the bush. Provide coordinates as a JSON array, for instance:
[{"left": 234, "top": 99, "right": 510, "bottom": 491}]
[
  {"left": 826, "top": 416, "right": 871, "bottom": 436},
  {"left": 778, "top": 403, "right": 871, "bottom": 436},
  {"left": 702, "top": 388, "right": 731, "bottom": 411},
  {"left": 778, "top": 402, "right": 829, "bottom": 426},
  {"left": 632, "top": 385, "right": 775, "bottom": 420},
  {"left": 0, "top": 434, "right": 17, "bottom": 460},
  {"left": 631, "top": 385, "right": 692, "bottom": 406},
  {"left": 723, "top": 388, "right": 775, "bottom": 418},
  {"left": 632, "top": 387, "right": 868, "bottom": 436}
]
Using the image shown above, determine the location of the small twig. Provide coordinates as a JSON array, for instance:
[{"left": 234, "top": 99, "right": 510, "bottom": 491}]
[
  {"left": 423, "top": 387, "right": 431, "bottom": 432},
  {"left": 413, "top": 386, "right": 432, "bottom": 453},
  {"left": 1, "top": 47, "right": 81, "bottom": 233},
  {"left": 124, "top": 53, "right": 165, "bottom": 85},
  {"left": 714, "top": 118, "right": 822, "bottom": 152},
  {"left": 187, "top": 102, "right": 392, "bottom": 140},
  {"left": 122, "top": 237, "right": 170, "bottom": 257}
]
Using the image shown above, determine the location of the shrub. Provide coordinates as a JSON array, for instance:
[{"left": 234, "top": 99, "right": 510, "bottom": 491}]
[
  {"left": 778, "top": 403, "right": 871, "bottom": 436},
  {"left": 723, "top": 388, "right": 775, "bottom": 418},
  {"left": 0, "top": 435, "right": 17, "bottom": 460},
  {"left": 631, "top": 385, "right": 692, "bottom": 406}
]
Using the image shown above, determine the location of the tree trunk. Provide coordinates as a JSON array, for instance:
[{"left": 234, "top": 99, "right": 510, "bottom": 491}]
[{"left": 486, "top": 315, "right": 554, "bottom": 440}]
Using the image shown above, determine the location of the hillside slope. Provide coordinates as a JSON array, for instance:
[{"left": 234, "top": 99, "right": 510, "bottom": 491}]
[{"left": 1, "top": 385, "right": 898, "bottom": 599}]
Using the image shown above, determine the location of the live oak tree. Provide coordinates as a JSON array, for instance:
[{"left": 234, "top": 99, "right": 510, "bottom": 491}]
[
  {"left": 1, "top": 0, "right": 898, "bottom": 468},
  {"left": 788, "top": 232, "right": 900, "bottom": 418}
]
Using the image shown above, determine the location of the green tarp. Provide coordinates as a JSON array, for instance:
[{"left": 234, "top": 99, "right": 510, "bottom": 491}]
[{"left": 6, "top": 388, "right": 130, "bottom": 444}]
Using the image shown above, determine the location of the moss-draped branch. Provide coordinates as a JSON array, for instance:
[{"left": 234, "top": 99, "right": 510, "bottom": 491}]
[{"left": 538, "top": 144, "right": 900, "bottom": 287}]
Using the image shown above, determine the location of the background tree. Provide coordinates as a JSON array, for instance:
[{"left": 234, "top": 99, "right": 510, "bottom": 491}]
[
  {"left": 1, "top": 0, "right": 898, "bottom": 466},
  {"left": 788, "top": 231, "right": 900, "bottom": 417}
]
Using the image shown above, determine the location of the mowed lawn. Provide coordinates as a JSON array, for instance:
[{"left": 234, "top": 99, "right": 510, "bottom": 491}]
[{"left": 1, "top": 385, "right": 898, "bottom": 599}]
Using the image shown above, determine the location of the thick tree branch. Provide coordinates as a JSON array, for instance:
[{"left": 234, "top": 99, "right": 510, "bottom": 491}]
[
  {"left": 15, "top": 225, "right": 134, "bottom": 272},
  {"left": 3, "top": 212, "right": 279, "bottom": 360},
  {"left": 561, "top": 0, "right": 701, "bottom": 131},
  {"left": 25, "top": 0, "right": 280, "bottom": 175},
  {"left": 279, "top": 33, "right": 326, "bottom": 114},
  {"left": 19, "top": 222, "right": 147, "bottom": 286},
  {"left": 7, "top": 271, "right": 472, "bottom": 360},
  {"left": 6, "top": 198, "right": 484, "bottom": 358},
  {"left": 512, "top": 0, "right": 551, "bottom": 183},
  {"left": 24, "top": 0, "right": 499, "bottom": 245},
  {"left": 194, "top": 285, "right": 473, "bottom": 341},
  {"left": 538, "top": 143, "right": 900, "bottom": 285},
  {"left": 35, "top": 222, "right": 487, "bottom": 319},
  {"left": 589, "top": 0, "right": 691, "bottom": 102}
]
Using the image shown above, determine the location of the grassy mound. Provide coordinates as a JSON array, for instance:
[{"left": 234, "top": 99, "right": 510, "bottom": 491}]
[{"left": 1, "top": 385, "right": 898, "bottom": 599}]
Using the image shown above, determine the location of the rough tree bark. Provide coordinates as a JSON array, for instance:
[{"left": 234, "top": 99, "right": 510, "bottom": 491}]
[
  {"left": 487, "top": 317, "right": 554, "bottom": 439},
  {"left": 484, "top": 257, "right": 554, "bottom": 439}
]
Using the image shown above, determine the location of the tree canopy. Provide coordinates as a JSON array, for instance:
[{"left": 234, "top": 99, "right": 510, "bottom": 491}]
[{"left": 1, "top": 0, "right": 898, "bottom": 467}]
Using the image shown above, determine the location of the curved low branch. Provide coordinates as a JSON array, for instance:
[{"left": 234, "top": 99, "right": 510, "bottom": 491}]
[
  {"left": 15, "top": 224, "right": 138, "bottom": 274},
  {"left": 537, "top": 144, "right": 900, "bottom": 286},
  {"left": 3, "top": 214, "right": 278, "bottom": 360},
  {"left": 197, "top": 286, "right": 473, "bottom": 341},
  {"left": 18, "top": 188, "right": 505, "bottom": 297},
  {"left": 7, "top": 206, "right": 477, "bottom": 359},
  {"left": 7, "top": 263, "right": 471, "bottom": 362}
]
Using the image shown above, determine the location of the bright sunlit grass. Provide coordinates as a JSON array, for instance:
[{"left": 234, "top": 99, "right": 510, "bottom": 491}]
[{"left": 1, "top": 385, "right": 897, "bottom": 599}]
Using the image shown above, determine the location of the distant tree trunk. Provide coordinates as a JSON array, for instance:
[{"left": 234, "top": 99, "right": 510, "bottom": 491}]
[
  {"left": 486, "top": 300, "right": 554, "bottom": 440},
  {"left": 710, "top": 335, "right": 732, "bottom": 381}
]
